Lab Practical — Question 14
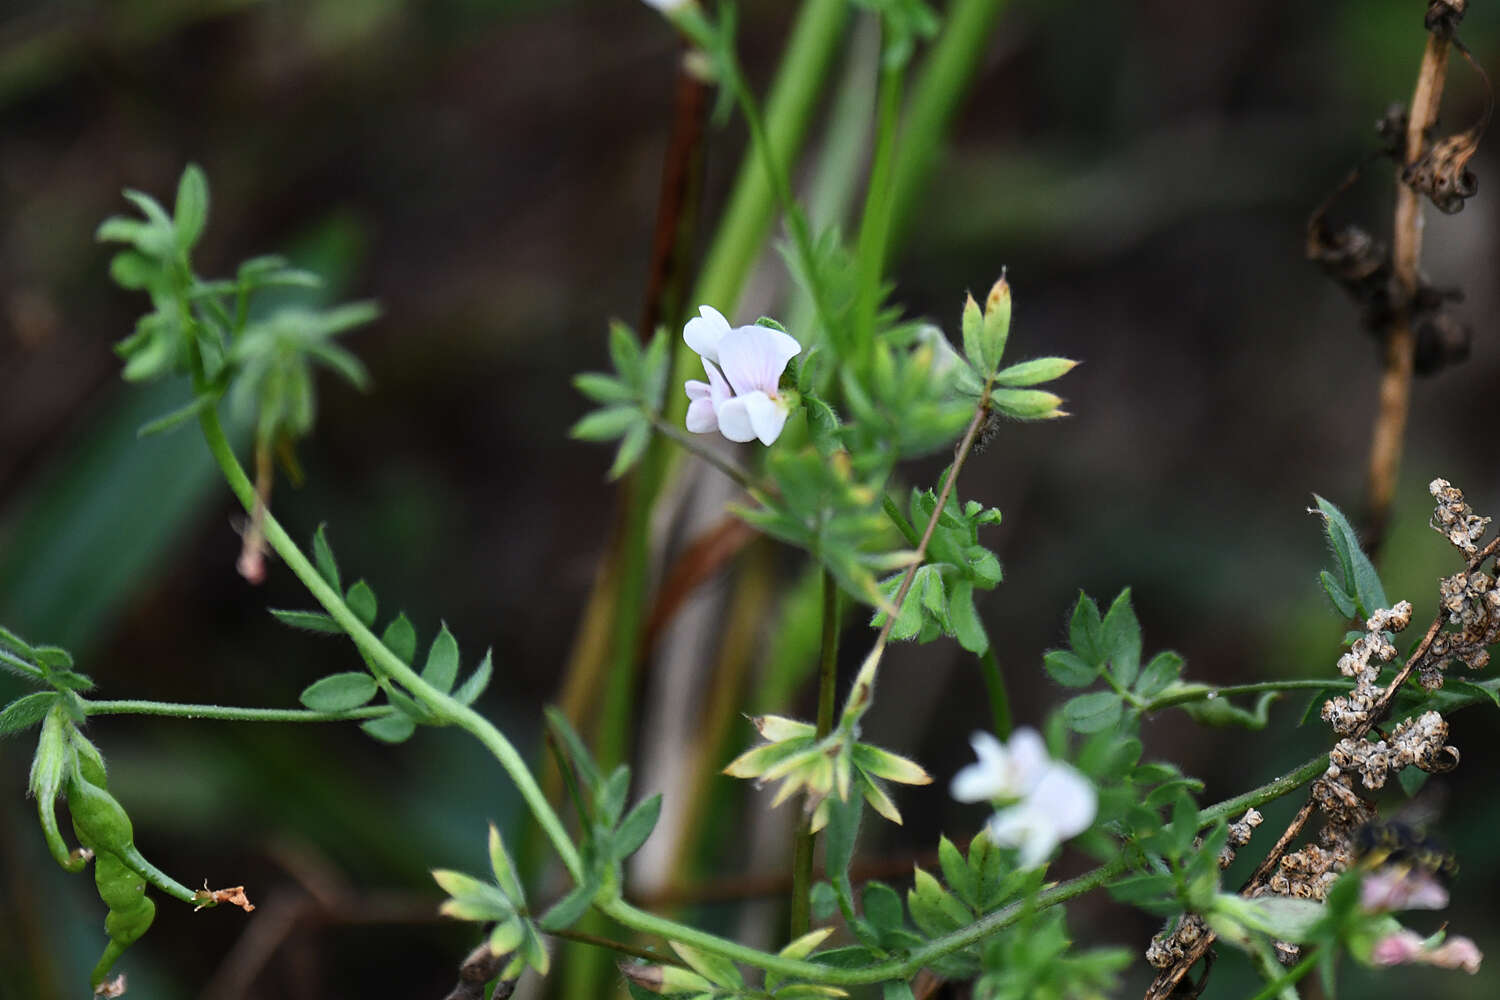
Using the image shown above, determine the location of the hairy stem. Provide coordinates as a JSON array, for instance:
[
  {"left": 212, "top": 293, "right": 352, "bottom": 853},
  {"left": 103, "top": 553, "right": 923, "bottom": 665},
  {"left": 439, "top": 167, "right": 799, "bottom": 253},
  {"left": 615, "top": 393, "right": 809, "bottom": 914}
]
[
  {"left": 1141, "top": 679, "right": 1351, "bottom": 713},
  {"left": 600, "top": 856, "right": 1129, "bottom": 986},
  {"left": 197, "top": 407, "right": 583, "bottom": 882},
  {"left": 81, "top": 699, "right": 391, "bottom": 724}
]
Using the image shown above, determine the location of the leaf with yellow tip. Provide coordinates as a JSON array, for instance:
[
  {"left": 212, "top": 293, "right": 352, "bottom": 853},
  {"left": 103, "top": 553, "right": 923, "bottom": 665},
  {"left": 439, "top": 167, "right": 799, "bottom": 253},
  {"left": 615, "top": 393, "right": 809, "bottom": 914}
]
[
  {"left": 778, "top": 927, "right": 835, "bottom": 960},
  {"left": 753, "top": 715, "right": 816, "bottom": 741},
  {"left": 859, "top": 772, "right": 903, "bottom": 825},
  {"left": 851, "top": 744, "right": 931, "bottom": 785}
]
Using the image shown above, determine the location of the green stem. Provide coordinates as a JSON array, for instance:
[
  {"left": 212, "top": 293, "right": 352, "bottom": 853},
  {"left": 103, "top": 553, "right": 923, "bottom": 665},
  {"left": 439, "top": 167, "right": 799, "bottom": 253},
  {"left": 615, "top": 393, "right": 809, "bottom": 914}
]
[
  {"left": 977, "top": 647, "right": 1012, "bottom": 739},
  {"left": 851, "top": 56, "right": 905, "bottom": 363},
  {"left": 1246, "top": 944, "right": 1322, "bottom": 1000},
  {"left": 688, "top": 0, "right": 848, "bottom": 318},
  {"left": 1197, "top": 753, "right": 1327, "bottom": 826},
  {"left": 81, "top": 699, "right": 390, "bottom": 723},
  {"left": 1142, "top": 679, "right": 1350, "bottom": 714},
  {"left": 603, "top": 855, "right": 1129, "bottom": 985},
  {"left": 889, "top": 0, "right": 1011, "bottom": 242},
  {"left": 722, "top": 53, "right": 838, "bottom": 344},
  {"left": 650, "top": 415, "right": 762, "bottom": 491},
  {"left": 196, "top": 407, "right": 583, "bottom": 882},
  {"left": 841, "top": 402, "right": 989, "bottom": 730},
  {"left": 790, "top": 570, "right": 842, "bottom": 939}
]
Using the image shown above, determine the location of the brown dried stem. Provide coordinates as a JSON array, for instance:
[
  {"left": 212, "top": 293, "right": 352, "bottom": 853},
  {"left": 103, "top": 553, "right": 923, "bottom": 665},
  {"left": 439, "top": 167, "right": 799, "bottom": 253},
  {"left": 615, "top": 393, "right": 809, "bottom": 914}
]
[{"left": 1366, "top": 32, "right": 1451, "bottom": 547}]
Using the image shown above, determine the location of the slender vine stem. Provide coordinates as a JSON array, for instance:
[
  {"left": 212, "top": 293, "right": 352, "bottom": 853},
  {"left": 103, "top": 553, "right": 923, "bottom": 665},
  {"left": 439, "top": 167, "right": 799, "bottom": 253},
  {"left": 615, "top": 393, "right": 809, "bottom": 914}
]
[
  {"left": 196, "top": 407, "right": 584, "bottom": 883},
  {"left": 841, "top": 401, "right": 988, "bottom": 729},
  {"left": 649, "top": 415, "right": 762, "bottom": 491},
  {"left": 790, "top": 570, "right": 842, "bottom": 939},
  {"left": 977, "top": 647, "right": 1012, "bottom": 739},
  {"left": 600, "top": 855, "right": 1130, "bottom": 986},
  {"left": 81, "top": 699, "right": 390, "bottom": 723},
  {"left": 720, "top": 46, "right": 840, "bottom": 349},
  {"left": 546, "top": 926, "right": 685, "bottom": 968},
  {"left": 1246, "top": 944, "right": 1323, "bottom": 1000},
  {"left": 1195, "top": 753, "right": 1327, "bottom": 827},
  {"left": 851, "top": 56, "right": 905, "bottom": 363},
  {"left": 1141, "top": 679, "right": 1351, "bottom": 714}
]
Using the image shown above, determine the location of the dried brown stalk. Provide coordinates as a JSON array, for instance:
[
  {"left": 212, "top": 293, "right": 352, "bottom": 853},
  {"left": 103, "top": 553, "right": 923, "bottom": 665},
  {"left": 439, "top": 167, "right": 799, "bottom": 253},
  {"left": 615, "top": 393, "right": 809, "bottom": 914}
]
[{"left": 1365, "top": 33, "right": 1451, "bottom": 546}]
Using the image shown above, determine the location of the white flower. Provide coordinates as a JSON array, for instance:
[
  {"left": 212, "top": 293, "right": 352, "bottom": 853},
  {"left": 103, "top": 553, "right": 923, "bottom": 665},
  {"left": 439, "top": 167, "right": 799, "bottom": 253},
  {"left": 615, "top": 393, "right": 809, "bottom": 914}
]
[
  {"left": 950, "top": 728, "right": 1097, "bottom": 868},
  {"left": 640, "top": 0, "right": 691, "bottom": 11},
  {"left": 683, "top": 305, "right": 800, "bottom": 446}
]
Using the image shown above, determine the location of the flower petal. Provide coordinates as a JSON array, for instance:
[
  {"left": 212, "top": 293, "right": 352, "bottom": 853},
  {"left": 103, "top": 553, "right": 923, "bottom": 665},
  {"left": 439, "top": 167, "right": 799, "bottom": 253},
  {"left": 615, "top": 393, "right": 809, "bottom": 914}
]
[
  {"left": 986, "top": 802, "right": 1060, "bottom": 869},
  {"left": 686, "top": 397, "right": 718, "bottom": 434},
  {"left": 684, "top": 305, "right": 732, "bottom": 364},
  {"left": 685, "top": 379, "right": 710, "bottom": 401},
  {"left": 741, "top": 390, "right": 790, "bottom": 446},
  {"left": 1030, "top": 762, "right": 1097, "bottom": 838},
  {"left": 716, "top": 395, "right": 758, "bottom": 442},
  {"left": 1006, "top": 727, "right": 1052, "bottom": 791},
  {"left": 1361, "top": 869, "right": 1450, "bottom": 912},
  {"left": 717, "top": 325, "right": 800, "bottom": 396},
  {"left": 951, "top": 731, "right": 1012, "bottom": 802}
]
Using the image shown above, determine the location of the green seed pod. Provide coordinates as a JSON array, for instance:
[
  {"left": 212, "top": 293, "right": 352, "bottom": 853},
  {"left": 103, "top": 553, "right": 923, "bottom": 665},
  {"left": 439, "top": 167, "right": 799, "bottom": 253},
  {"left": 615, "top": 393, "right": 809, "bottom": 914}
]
[
  {"left": 93, "top": 851, "right": 146, "bottom": 914},
  {"left": 104, "top": 891, "right": 156, "bottom": 945},
  {"left": 67, "top": 774, "right": 134, "bottom": 859}
]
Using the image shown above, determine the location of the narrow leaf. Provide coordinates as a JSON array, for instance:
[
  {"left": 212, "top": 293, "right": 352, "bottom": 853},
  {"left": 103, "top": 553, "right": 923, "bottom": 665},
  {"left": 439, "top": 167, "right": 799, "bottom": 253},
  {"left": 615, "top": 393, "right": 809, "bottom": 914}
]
[
  {"left": 313, "top": 524, "right": 342, "bottom": 592},
  {"left": 0, "top": 692, "right": 57, "bottom": 735},
  {"left": 454, "top": 649, "right": 493, "bottom": 705},
  {"left": 270, "top": 609, "right": 343, "bottom": 635}
]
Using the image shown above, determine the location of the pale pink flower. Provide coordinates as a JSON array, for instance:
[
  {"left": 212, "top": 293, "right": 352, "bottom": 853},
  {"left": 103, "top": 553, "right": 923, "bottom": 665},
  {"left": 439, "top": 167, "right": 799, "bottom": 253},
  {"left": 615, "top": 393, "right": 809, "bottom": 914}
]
[
  {"left": 1360, "top": 868, "right": 1450, "bottom": 912},
  {"left": 683, "top": 305, "right": 800, "bottom": 446},
  {"left": 1371, "top": 929, "right": 1482, "bottom": 973}
]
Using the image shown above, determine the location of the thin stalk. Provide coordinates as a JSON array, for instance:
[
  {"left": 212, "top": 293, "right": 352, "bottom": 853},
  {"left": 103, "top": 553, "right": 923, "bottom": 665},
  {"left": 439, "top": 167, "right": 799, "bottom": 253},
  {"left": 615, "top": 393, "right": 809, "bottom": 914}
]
[
  {"left": 1195, "top": 754, "right": 1327, "bottom": 827},
  {"left": 1141, "top": 679, "right": 1351, "bottom": 713},
  {"left": 547, "top": 926, "right": 686, "bottom": 968},
  {"left": 689, "top": 0, "right": 848, "bottom": 315},
  {"left": 196, "top": 407, "right": 583, "bottom": 883},
  {"left": 81, "top": 699, "right": 390, "bottom": 723},
  {"left": 790, "top": 570, "right": 842, "bottom": 938},
  {"left": 840, "top": 402, "right": 988, "bottom": 730},
  {"left": 977, "top": 647, "right": 1012, "bottom": 738},
  {"left": 889, "top": 0, "right": 1011, "bottom": 241},
  {"left": 649, "top": 415, "right": 761, "bottom": 491},
  {"left": 852, "top": 57, "right": 905, "bottom": 362},
  {"left": 1246, "top": 945, "right": 1322, "bottom": 1000},
  {"left": 599, "top": 856, "right": 1129, "bottom": 986},
  {"left": 1366, "top": 31, "right": 1451, "bottom": 546},
  {"left": 722, "top": 56, "right": 839, "bottom": 343}
]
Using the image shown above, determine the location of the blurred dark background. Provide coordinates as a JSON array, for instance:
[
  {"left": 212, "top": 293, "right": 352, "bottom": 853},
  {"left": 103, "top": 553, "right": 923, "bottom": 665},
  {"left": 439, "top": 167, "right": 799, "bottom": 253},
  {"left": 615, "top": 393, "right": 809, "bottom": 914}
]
[{"left": 2, "top": 1, "right": 1498, "bottom": 997}]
